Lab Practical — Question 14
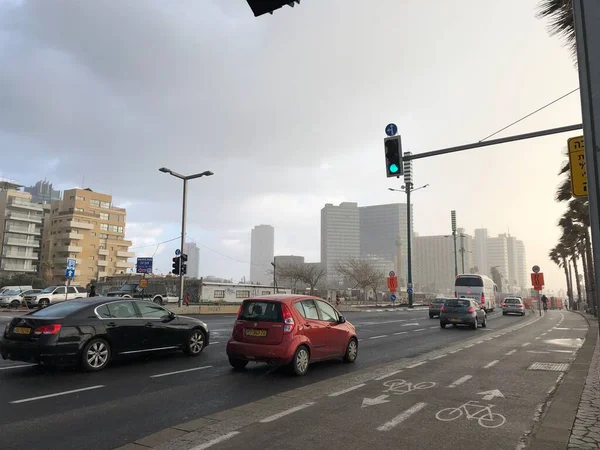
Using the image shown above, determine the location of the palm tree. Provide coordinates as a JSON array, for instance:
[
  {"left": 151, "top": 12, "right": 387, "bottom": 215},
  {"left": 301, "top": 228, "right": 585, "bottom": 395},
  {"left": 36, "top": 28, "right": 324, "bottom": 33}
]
[
  {"left": 537, "top": 0, "right": 576, "bottom": 56},
  {"left": 41, "top": 260, "right": 54, "bottom": 283},
  {"left": 550, "top": 244, "right": 574, "bottom": 308}
]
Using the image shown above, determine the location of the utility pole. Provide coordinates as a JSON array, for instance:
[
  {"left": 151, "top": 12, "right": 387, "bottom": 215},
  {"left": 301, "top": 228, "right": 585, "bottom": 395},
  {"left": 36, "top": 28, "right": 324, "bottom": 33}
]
[
  {"left": 459, "top": 233, "right": 466, "bottom": 274},
  {"left": 451, "top": 210, "right": 458, "bottom": 277},
  {"left": 271, "top": 260, "right": 277, "bottom": 294}
]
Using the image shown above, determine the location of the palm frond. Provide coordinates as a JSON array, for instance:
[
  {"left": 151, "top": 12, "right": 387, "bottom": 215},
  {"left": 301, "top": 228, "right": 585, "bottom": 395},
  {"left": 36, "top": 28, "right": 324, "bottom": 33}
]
[{"left": 536, "top": 0, "right": 576, "bottom": 59}]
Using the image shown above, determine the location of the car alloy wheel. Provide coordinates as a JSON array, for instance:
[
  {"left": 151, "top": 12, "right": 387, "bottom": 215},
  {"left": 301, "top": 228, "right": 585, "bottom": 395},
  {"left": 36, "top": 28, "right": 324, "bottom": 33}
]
[
  {"left": 10, "top": 300, "right": 20, "bottom": 309},
  {"left": 83, "top": 339, "right": 110, "bottom": 372},
  {"left": 39, "top": 299, "right": 49, "bottom": 308},
  {"left": 186, "top": 330, "right": 205, "bottom": 356},
  {"left": 293, "top": 346, "right": 309, "bottom": 376},
  {"left": 343, "top": 338, "right": 358, "bottom": 363}
]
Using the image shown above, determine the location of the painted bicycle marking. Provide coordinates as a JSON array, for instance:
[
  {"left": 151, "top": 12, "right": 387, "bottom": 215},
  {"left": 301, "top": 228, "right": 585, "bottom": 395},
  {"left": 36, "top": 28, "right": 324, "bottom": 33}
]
[
  {"left": 382, "top": 379, "right": 437, "bottom": 396},
  {"left": 435, "top": 400, "right": 506, "bottom": 428}
]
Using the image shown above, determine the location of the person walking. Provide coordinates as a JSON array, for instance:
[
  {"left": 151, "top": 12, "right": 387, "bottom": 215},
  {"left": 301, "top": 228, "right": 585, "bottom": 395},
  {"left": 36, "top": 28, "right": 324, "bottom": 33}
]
[{"left": 89, "top": 281, "right": 96, "bottom": 298}]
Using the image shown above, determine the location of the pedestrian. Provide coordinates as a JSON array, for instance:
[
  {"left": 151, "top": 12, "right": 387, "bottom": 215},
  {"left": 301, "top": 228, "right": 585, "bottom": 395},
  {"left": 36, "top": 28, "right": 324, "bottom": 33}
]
[
  {"left": 89, "top": 281, "right": 96, "bottom": 298},
  {"left": 185, "top": 292, "right": 190, "bottom": 307}
]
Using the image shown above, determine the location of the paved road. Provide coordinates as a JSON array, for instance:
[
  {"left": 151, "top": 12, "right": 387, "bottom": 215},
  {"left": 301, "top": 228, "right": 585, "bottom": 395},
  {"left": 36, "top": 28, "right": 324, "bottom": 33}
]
[{"left": 0, "top": 308, "right": 530, "bottom": 449}]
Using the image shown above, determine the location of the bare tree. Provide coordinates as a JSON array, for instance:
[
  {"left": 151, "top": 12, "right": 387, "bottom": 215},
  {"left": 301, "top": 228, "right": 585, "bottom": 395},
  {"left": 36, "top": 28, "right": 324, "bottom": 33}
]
[
  {"left": 273, "top": 263, "right": 305, "bottom": 293},
  {"left": 336, "top": 258, "right": 384, "bottom": 301},
  {"left": 300, "top": 265, "right": 326, "bottom": 295}
]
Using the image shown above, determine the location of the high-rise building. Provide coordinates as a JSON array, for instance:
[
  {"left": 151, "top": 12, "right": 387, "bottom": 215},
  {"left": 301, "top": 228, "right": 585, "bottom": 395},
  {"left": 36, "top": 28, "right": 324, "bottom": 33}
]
[
  {"left": 0, "top": 179, "right": 44, "bottom": 275},
  {"left": 488, "top": 234, "right": 509, "bottom": 286},
  {"left": 321, "top": 203, "right": 360, "bottom": 285},
  {"left": 183, "top": 241, "right": 200, "bottom": 279},
  {"left": 24, "top": 180, "right": 62, "bottom": 205},
  {"left": 359, "top": 203, "right": 411, "bottom": 284},
  {"left": 473, "top": 229, "right": 489, "bottom": 276},
  {"left": 250, "top": 225, "right": 274, "bottom": 285},
  {"left": 507, "top": 236, "right": 527, "bottom": 290},
  {"left": 40, "top": 188, "right": 135, "bottom": 285}
]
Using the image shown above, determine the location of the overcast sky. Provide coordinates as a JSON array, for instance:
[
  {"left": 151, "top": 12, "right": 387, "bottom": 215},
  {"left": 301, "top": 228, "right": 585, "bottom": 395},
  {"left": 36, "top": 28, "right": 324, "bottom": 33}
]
[{"left": 0, "top": 0, "right": 582, "bottom": 291}]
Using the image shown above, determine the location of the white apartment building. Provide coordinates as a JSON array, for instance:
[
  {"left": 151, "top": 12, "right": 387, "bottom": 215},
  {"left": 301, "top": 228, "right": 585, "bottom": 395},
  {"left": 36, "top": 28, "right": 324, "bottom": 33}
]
[
  {"left": 488, "top": 234, "right": 509, "bottom": 285},
  {"left": 473, "top": 228, "right": 489, "bottom": 276},
  {"left": 183, "top": 241, "right": 200, "bottom": 279},
  {"left": 250, "top": 225, "right": 274, "bottom": 285},
  {"left": 321, "top": 203, "right": 360, "bottom": 285}
]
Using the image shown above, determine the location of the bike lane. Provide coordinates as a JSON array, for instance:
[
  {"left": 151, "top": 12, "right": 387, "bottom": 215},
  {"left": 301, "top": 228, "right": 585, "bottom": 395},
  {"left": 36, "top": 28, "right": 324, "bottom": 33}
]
[{"left": 178, "top": 310, "right": 586, "bottom": 450}]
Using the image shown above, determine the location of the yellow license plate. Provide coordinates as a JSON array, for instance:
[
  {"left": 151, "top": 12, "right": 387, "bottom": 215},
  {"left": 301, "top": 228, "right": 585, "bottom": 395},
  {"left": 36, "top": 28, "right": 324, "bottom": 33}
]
[
  {"left": 246, "top": 329, "right": 267, "bottom": 337},
  {"left": 13, "top": 327, "right": 31, "bottom": 335},
  {"left": 451, "top": 318, "right": 461, "bottom": 322}
]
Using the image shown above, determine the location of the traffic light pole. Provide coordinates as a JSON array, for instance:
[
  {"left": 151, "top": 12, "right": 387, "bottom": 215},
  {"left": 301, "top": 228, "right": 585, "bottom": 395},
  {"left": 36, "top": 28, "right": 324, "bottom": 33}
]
[
  {"left": 406, "top": 183, "right": 413, "bottom": 309},
  {"left": 179, "top": 178, "right": 187, "bottom": 308}
]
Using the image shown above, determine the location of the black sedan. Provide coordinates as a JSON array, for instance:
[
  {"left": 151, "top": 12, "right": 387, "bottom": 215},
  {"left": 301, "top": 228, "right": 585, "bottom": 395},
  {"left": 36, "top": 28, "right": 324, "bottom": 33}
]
[{"left": 0, "top": 297, "right": 209, "bottom": 372}]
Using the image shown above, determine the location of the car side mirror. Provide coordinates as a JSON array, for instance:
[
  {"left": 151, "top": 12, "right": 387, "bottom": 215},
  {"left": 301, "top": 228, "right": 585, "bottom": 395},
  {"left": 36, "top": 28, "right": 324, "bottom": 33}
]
[
  {"left": 338, "top": 315, "right": 346, "bottom": 324},
  {"left": 162, "top": 312, "right": 175, "bottom": 322}
]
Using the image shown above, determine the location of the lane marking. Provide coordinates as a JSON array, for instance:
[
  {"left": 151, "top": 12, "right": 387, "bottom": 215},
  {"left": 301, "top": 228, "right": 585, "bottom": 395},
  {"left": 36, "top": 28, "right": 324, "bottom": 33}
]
[
  {"left": 548, "top": 329, "right": 553, "bottom": 332},
  {"left": 448, "top": 348, "right": 463, "bottom": 353},
  {"left": 150, "top": 366, "right": 212, "bottom": 379},
  {"left": 0, "top": 364, "right": 35, "bottom": 371},
  {"left": 541, "top": 333, "right": 547, "bottom": 336},
  {"left": 552, "top": 350, "right": 575, "bottom": 354},
  {"left": 377, "top": 402, "right": 428, "bottom": 431},
  {"left": 483, "top": 360, "right": 499, "bottom": 369},
  {"left": 465, "top": 344, "right": 474, "bottom": 348},
  {"left": 448, "top": 375, "right": 472, "bottom": 388},
  {"left": 476, "top": 341, "right": 484, "bottom": 344},
  {"left": 375, "top": 370, "right": 403, "bottom": 381},
  {"left": 402, "top": 323, "right": 420, "bottom": 327},
  {"left": 521, "top": 343, "right": 531, "bottom": 347},
  {"left": 393, "top": 332, "right": 408, "bottom": 336},
  {"left": 430, "top": 354, "right": 447, "bottom": 360},
  {"left": 328, "top": 384, "right": 366, "bottom": 397},
  {"left": 407, "top": 361, "right": 426, "bottom": 368},
  {"left": 191, "top": 432, "right": 240, "bottom": 450},
  {"left": 370, "top": 335, "right": 388, "bottom": 340},
  {"left": 528, "top": 351, "right": 550, "bottom": 354},
  {"left": 535, "top": 337, "right": 541, "bottom": 340},
  {"left": 10, "top": 385, "right": 105, "bottom": 404},
  {"left": 505, "top": 350, "right": 517, "bottom": 356},
  {"left": 414, "top": 329, "right": 426, "bottom": 332},
  {"left": 260, "top": 402, "right": 315, "bottom": 423},
  {"left": 429, "top": 326, "right": 438, "bottom": 329},
  {"left": 493, "top": 335, "right": 501, "bottom": 338}
]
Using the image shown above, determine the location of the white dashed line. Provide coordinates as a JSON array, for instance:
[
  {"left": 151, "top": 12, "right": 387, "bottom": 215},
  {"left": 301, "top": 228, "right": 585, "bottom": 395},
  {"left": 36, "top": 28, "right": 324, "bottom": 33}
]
[
  {"left": 413, "top": 329, "right": 426, "bottom": 332},
  {"left": 429, "top": 326, "right": 438, "bottom": 329},
  {"left": 191, "top": 432, "right": 241, "bottom": 450},
  {"left": 448, "top": 348, "right": 463, "bottom": 354},
  {"left": 370, "top": 335, "right": 388, "bottom": 340},
  {"left": 465, "top": 344, "right": 474, "bottom": 348},
  {"left": 505, "top": 350, "right": 517, "bottom": 356},
  {"left": 521, "top": 343, "right": 531, "bottom": 347},
  {"left": 528, "top": 351, "right": 550, "bottom": 354},
  {"left": 328, "top": 384, "right": 366, "bottom": 397},
  {"left": 0, "top": 364, "right": 35, "bottom": 371},
  {"left": 260, "top": 402, "right": 315, "bottom": 423},
  {"left": 483, "top": 360, "right": 499, "bottom": 369},
  {"left": 376, "top": 402, "right": 428, "bottom": 431},
  {"left": 541, "top": 333, "right": 547, "bottom": 336},
  {"left": 535, "top": 337, "right": 541, "bottom": 340},
  {"left": 150, "top": 366, "right": 212, "bottom": 379},
  {"left": 407, "top": 361, "right": 426, "bottom": 369},
  {"left": 476, "top": 341, "right": 484, "bottom": 344},
  {"left": 393, "top": 332, "right": 408, "bottom": 336},
  {"left": 375, "top": 370, "right": 403, "bottom": 381},
  {"left": 10, "top": 385, "right": 105, "bottom": 404},
  {"left": 430, "top": 354, "right": 447, "bottom": 360},
  {"left": 448, "top": 375, "right": 472, "bottom": 388}
]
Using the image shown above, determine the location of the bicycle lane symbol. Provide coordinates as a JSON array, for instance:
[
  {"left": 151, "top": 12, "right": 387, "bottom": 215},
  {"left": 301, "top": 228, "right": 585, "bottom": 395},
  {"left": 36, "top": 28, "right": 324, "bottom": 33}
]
[
  {"left": 435, "top": 400, "right": 506, "bottom": 428},
  {"left": 382, "top": 379, "right": 437, "bottom": 396}
]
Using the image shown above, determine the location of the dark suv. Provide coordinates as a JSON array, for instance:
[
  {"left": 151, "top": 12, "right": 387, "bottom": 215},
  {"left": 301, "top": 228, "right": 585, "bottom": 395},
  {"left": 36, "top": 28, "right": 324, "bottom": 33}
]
[{"left": 106, "top": 282, "right": 174, "bottom": 305}]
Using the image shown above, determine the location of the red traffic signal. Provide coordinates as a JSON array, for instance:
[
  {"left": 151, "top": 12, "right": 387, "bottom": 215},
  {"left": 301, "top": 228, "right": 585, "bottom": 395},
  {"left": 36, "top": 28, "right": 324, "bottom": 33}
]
[{"left": 247, "top": 0, "right": 300, "bottom": 17}]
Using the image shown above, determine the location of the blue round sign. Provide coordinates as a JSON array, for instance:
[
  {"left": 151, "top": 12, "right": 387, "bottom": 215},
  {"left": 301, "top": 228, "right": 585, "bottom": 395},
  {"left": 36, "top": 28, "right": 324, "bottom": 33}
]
[
  {"left": 390, "top": 294, "right": 397, "bottom": 302},
  {"left": 385, "top": 123, "right": 398, "bottom": 137},
  {"left": 407, "top": 288, "right": 413, "bottom": 295},
  {"left": 175, "top": 249, "right": 181, "bottom": 256}
]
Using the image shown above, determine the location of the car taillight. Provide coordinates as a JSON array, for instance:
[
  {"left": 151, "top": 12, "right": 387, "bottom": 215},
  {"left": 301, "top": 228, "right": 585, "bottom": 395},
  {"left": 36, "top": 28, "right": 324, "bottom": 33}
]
[
  {"left": 517, "top": 304, "right": 523, "bottom": 307},
  {"left": 502, "top": 303, "right": 506, "bottom": 307},
  {"left": 282, "top": 304, "right": 295, "bottom": 334},
  {"left": 440, "top": 306, "right": 445, "bottom": 312},
  {"left": 468, "top": 306, "right": 475, "bottom": 313},
  {"left": 481, "top": 293, "right": 485, "bottom": 304},
  {"left": 429, "top": 304, "right": 434, "bottom": 308},
  {"left": 237, "top": 304, "right": 242, "bottom": 317},
  {"left": 34, "top": 324, "right": 62, "bottom": 335}
]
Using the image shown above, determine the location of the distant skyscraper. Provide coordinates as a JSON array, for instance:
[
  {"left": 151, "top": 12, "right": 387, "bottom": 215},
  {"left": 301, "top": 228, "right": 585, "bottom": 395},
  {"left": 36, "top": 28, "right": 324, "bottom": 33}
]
[
  {"left": 488, "top": 234, "right": 509, "bottom": 285},
  {"left": 250, "top": 225, "right": 274, "bottom": 285},
  {"left": 183, "top": 241, "right": 200, "bottom": 278},
  {"left": 473, "top": 229, "right": 489, "bottom": 276},
  {"left": 506, "top": 236, "right": 527, "bottom": 290},
  {"left": 24, "top": 180, "right": 62, "bottom": 204},
  {"left": 413, "top": 235, "right": 456, "bottom": 294},
  {"left": 321, "top": 203, "right": 360, "bottom": 285}
]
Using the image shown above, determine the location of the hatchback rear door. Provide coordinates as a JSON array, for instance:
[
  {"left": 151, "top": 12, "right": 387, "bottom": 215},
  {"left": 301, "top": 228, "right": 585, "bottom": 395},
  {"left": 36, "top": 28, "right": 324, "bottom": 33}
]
[
  {"left": 232, "top": 300, "right": 285, "bottom": 345},
  {"left": 294, "top": 300, "right": 328, "bottom": 360}
]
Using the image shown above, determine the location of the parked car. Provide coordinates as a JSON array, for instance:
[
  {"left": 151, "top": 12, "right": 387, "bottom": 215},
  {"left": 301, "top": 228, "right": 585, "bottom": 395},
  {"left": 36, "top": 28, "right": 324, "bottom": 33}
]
[
  {"left": 0, "top": 289, "right": 41, "bottom": 309},
  {"left": 440, "top": 298, "right": 487, "bottom": 329},
  {"left": 429, "top": 298, "right": 446, "bottom": 318},
  {"left": 0, "top": 285, "right": 33, "bottom": 296},
  {"left": 0, "top": 297, "right": 209, "bottom": 372},
  {"left": 502, "top": 297, "right": 525, "bottom": 316},
  {"left": 106, "top": 282, "right": 176, "bottom": 305},
  {"left": 226, "top": 295, "right": 358, "bottom": 376},
  {"left": 24, "top": 285, "right": 88, "bottom": 308}
]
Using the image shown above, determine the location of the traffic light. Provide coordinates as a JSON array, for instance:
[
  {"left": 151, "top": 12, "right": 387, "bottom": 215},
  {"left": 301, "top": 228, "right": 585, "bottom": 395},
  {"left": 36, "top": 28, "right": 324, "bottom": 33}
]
[
  {"left": 246, "top": 0, "right": 300, "bottom": 17},
  {"left": 181, "top": 254, "right": 188, "bottom": 276},
  {"left": 384, "top": 136, "right": 402, "bottom": 178},
  {"left": 172, "top": 256, "right": 180, "bottom": 275}
]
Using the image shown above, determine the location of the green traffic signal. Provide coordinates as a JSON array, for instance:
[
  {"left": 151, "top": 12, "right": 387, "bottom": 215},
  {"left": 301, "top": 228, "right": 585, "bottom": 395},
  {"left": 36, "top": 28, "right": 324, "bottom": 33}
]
[{"left": 389, "top": 164, "right": 399, "bottom": 174}]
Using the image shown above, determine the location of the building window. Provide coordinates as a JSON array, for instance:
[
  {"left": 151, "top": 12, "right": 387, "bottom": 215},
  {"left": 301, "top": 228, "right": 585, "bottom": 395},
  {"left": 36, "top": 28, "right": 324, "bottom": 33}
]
[
  {"left": 100, "top": 201, "right": 110, "bottom": 209},
  {"left": 261, "top": 291, "right": 272, "bottom": 295},
  {"left": 70, "top": 196, "right": 75, "bottom": 200},
  {"left": 236, "top": 290, "right": 250, "bottom": 299},
  {"left": 76, "top": 196, "right": 84, "bottom": 201},
  {"left": 109, "top": 225, "right": 118, "bottom": 232},
  {"left": 89, "top": 256, "right": 95, "bottom": 260},
  {"left": 117, "top": 226, "right": 123, "bottom": 233},
  {"left": 74, "top": 208, "right": 84, "bottom": 213},
  {"left": 99, "top": 212, "right": 109, "bottom": 220},
  {"left": 90, "top": 199, "right": 100, "bottom": 207},
  {"left": 91, "top": 232, "right": 96, "bottom": 237},
  {"left": 214, "top": 290, "right": 225, "bottom": 299},
  {"left": 100, "top": 224, "right": 108, "bottom": 231},
  {"left": 100, "top": 234, "right": 108, "bottom": 239}
]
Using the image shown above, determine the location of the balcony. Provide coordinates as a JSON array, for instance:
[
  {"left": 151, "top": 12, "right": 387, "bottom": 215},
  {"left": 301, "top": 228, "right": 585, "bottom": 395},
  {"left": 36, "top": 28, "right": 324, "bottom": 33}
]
[
  {"left": 1, "top": 264, "right": 36, "bottom": 273},
  {"left": 6, "top": 211, "right": 42, "bottom": 223},
  {"left": 58, "top": 210, "right": 101, "bottom": 219},
  {"left": 116, "top": 261, "right": 135, "bottom": 269},
  {"left": 58, "top": 245, "right": 82, "bottom": 253},
  {"left": 98, "top": 271, "right": 107, "bottom": 278},
  {"left": 67, "top": 232, "right": 84, "bottom": 240},
  {"left": 117, "top": 250, "right": 135, "bottom": 258},
  {"left": 9, "top": 199, "right": 43, "bottom": 211},
  {"left": 98, "top": 249, "right": 109, "bottom": 256},
  {"left": 5, "top": 224, "right": 41, "bottom": 236},
  {"left": 97, "top": 260, "right": 108, "bottom": 267},
  {"left": 4, "top": 237, "right": 40, "bottom": 248},
  {"left": 67, "top": 221, "right": 94, "bottom": 230},
  {"left": 2, "top": 251, "right": 39, "bottom": 260}
]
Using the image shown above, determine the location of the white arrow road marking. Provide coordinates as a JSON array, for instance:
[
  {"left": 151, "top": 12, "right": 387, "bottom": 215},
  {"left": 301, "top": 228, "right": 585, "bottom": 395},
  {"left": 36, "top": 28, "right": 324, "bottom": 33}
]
[
  {"left": 362, "top": 395, "right": 391, "bottom": 408},
  {"left": 478, "top": 389, "right": 504, "bottom": 401},
  {"left": 376, "top": 402, "right": 428, "bottom": 431}
]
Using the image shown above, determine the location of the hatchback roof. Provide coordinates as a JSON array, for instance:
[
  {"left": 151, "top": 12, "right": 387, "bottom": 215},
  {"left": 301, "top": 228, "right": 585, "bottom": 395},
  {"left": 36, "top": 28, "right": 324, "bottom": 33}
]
[{"left": 244, "top": 294, "right": 321, "bottom": 303}]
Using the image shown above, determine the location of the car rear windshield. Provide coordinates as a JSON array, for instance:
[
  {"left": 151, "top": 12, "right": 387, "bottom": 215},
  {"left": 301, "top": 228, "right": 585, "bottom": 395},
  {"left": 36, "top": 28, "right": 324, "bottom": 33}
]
[
  {"left": 432, "top": 299, "right": 445, "bottom": 304},
  {"left": 30, "top": 301, "right": 87, "bottom": 317},
  {"left": 445, "top": 299, "right": 471, "bottom": 307},
  {"left": 239, "top": 301, "right": 282, "bottom": 322},
  {"left": 505, "top": 298, "right": 521, "bottom": 304},
  {"left": 455, "top": 277, "right": 483, "bottom": 287}
]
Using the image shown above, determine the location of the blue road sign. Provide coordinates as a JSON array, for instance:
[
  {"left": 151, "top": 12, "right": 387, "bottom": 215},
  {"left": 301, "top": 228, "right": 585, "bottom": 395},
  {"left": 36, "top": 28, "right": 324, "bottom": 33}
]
[
  {"left": 136, "top": 257, "right": 154, "bottom": 274},
  {"left": 65, "top": 268, "right": 75, "bottom": 278},
  {"left": 385, "top": 123, "right": 398, "bottom": 137},
  {"left": 175, "top": 249, "right": 181, "bottom": 256},
  {"left": 390, "top": 293, "right": 397, "bottom": 302},
  {"left": 66, "top": 258, "right": 76, "bottom": 270},
  {"left": 407, "top": 288, "right": 413, "bottom": 295}
]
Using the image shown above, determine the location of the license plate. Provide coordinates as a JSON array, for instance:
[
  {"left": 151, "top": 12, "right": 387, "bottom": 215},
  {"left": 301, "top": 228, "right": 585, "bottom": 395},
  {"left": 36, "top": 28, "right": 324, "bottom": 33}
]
[
  {"left": 245, "top": 328, "right": 267, "bottom": 337},
  {"left": 451, "top": 318, "right": 461, "bottom": 322},
  {"left": 13, "top": 327, "right": 31, "bottom": 335}
]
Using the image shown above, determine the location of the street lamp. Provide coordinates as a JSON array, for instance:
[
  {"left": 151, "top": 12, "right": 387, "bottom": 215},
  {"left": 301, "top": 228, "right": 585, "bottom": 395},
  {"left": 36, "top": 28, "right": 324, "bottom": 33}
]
[
  {"left": 389, "top": 183, "right": 429, "bottom": 308},
  {"left": 159, "top": 167, "right": 214, "bottom": 306},
  {"left": 271, "top": 261, "right": 276, "bottom": 295}
]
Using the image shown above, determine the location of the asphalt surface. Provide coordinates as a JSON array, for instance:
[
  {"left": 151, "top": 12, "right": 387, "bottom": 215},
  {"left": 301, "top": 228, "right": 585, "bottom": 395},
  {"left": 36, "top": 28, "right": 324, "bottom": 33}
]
[{"left": 0, "top": 308, "right": 533, "bottom": 449}]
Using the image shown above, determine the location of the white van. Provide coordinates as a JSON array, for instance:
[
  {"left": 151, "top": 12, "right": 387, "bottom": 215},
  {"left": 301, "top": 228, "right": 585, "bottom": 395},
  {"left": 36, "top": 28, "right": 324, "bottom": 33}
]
[{"left": 454, "top": 274, "right": 498, "bottom": 312}]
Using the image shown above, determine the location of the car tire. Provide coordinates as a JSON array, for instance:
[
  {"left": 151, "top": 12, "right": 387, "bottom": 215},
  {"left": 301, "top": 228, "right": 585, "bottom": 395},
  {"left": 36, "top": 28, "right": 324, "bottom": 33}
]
[
  {"left": 81, "top": 338, "right": 111, "bottom": 372},
  {"left": 471, "top": 320, "right": 478, "bottom": 330},
  {"left": 290, "top": 345, "right": 310, "bottom": 376},
  {"left": 502, "top": 312, "right": 506, "bottom": 316},
  {"left": 481, "top": 316, "right": 487, "bottom": 328},
  {"left": 153, "top": 297, "right": 163, "bottom": 306},
  {"left": 521, "top": 312, "right": 525, "bottom": 316},
  {"left": 343, "top": 338, "right": 358, "bottom": 363},
  {"left": 10, "top": 300, "right": 20, "bottom": 309},
  {"left": 429, "top": 314, "right": 434, "bottom": 319},
  {"left": 440, "top": 322, "right": 446, "bottom": 329},
  {"left": 39, "top": 299, "right": 50, "bottom": 308},
  {"left": 184, "top": 328, "right": 206, "bottom": 356},
  {"left": 229, "top": 358, "right": 248, "bottom": 370}
]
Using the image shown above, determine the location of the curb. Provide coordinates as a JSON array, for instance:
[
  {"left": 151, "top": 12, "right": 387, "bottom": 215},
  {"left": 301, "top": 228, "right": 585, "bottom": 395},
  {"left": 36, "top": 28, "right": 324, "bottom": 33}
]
[{"left": 524, "top": 310, "right": 598, "bottom": 450}]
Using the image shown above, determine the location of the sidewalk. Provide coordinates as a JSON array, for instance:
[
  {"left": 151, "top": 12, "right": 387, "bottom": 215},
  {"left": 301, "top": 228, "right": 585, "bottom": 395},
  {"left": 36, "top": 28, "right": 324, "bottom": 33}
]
[{"left": 528, "top": 311, "right": 599, "bottom": 449}]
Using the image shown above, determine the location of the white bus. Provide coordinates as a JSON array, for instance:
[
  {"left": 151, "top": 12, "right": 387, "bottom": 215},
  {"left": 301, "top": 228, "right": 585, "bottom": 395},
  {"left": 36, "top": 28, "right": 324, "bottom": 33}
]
[{"left": 454, "top": 274, "right": 498, "bottom": 312}]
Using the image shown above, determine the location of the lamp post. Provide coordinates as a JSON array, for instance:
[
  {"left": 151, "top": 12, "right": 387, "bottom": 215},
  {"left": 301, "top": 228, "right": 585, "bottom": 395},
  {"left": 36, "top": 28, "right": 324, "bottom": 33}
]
[
  {"left": 389, "top": 182, "right": 429, "bottom": 308},
  {"left": 159, "top": 167, "right": 213, "bottom": 306},
  {"left": 271, "top": 260, "right": 276, "bottom": 295}
]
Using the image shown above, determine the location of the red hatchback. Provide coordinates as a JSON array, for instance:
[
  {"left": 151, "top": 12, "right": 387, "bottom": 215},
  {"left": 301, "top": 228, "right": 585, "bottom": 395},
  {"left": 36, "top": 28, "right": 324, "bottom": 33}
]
[{"left": 226, "top": 295, "right": 358, "bottom": 376}]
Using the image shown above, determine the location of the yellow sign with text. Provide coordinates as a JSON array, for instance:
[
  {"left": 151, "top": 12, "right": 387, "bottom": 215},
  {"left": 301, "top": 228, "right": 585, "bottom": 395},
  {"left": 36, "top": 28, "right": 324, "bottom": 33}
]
[{"left": 568, "top": 136, "right": 588, "bottom": 197}]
